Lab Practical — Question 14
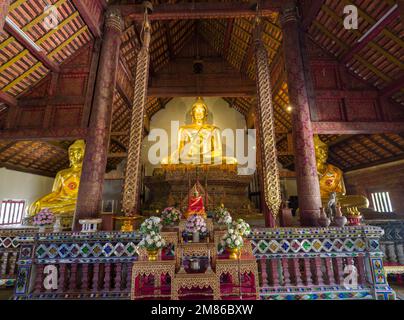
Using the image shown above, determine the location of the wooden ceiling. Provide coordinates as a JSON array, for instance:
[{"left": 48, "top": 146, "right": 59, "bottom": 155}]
[{"left": 0, "top": 0, "right": 403, "bottom": 177}]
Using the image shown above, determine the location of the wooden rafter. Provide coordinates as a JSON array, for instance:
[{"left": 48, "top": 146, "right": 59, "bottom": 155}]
[
  {"left": 381, "top": 73, "right": 404, "bottom": 97},
  {"left": 0, "top": 91, "right": 17, "bottom": 107},
  {"left": 71, "top": 0, "right": 103, "bottom": 38},
  {"left": 366, "top": 135, "right": 395, "bottom": 157},
  {"left": 116, "top": 1, "right": 283, "bottom": 20},
  {"left": 0, "top": 127, "right": 87, "bottom": 141},
  {"left": 340, "top": 4, "right": 400, "bottom": 64},
  {"left": 0, "top": 161, "right": 55, "bottom": 177},
  {"left": 4, "top": 18, "right": 60, "bottom": 73},
  {"left": 312, "top": 122, "right": 404, "bottom": 134},
  {"left": 380, "top": 134, "right": 404, "bottom": 152},
  {"left": 301, "top": 0, "right": 325, "bottom": 31},
  {"left": 222, "top": 19, "right": 234, "bottom": 59}
]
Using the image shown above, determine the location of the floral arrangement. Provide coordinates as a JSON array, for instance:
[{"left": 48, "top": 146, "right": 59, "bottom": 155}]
[
  {"left": 33, "top": 208, "right": 55, "bottom": 226},
  {"left": 185, "top": 214, "right": 207, "bottom": 234},
  {"left": 220, "top": 227, "right": 244, "bottom": 249},
  {"left": 218, "top": 212, "right": 232, "bottom": 225},
  {"left": 214, "top": 205, "right": 230, "bottom": 222},
  {"left": 138, "top": 231, "right": 166, "bottom": 250},
  {"left": 231, "top": 219, "right": 251, "bottom": 238},
  {"left": 140, "top": 216, "right": 162, "bottom": 235},
  {"left": 161, "top": 207, "right": 181, "bottom": 225}
]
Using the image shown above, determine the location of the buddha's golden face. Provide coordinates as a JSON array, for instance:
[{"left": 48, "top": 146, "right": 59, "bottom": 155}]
[
  {"left": 192, "top": 104, "right": 207, "bottom": 123},
  {"left": 68, "top": 147, "right": 84, "bottom": 166}
]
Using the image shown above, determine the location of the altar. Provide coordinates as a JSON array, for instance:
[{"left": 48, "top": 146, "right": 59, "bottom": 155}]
[
  {"left": 143, "top": 167, "right": 260, "bottom": 217},
  {"left": 131, "top": 219, "right": 259, "bottom": 300}
]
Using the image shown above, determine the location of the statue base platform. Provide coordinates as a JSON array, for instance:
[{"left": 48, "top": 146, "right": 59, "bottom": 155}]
[{"left": 143, "top": 166, "right": 261, "bottom": 218}]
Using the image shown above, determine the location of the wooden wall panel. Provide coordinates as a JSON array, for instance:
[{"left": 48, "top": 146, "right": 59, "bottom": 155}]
[
  {"left": 345, "top": 100, "right": 379, "bottom": 122},
  {"left": 17, "top": 107, "right": 45, "bottom": 128},
  {"left": 56, "top": 74, "right": 88, "bottom": 96},
  {"left": 51, "top": 105, "right": 83, "bottom": 128},
  {"left": 316, "top": 99, "right": 344, "bottom": 121}
]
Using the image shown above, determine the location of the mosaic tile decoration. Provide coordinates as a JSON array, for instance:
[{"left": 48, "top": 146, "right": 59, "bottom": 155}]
[{"left": 250, "top": 226, "right": 383, "bottom": 256}]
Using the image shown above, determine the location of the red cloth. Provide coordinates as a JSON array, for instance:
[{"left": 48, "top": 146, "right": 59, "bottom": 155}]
[{"left": 188, "top": 195, "right": 205, "bottom": 213}]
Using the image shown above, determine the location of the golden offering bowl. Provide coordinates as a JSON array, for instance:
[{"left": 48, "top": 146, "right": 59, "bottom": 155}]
[{"left": 113, "top": 215, "right": 142, "bottom": 232}]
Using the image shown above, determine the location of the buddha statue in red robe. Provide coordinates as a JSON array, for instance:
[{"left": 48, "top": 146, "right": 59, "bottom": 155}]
[{"left": 184, "top": 187, "right": 206, "bottom": 219}]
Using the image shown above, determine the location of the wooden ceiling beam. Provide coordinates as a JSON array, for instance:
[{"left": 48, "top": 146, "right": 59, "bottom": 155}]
[
  {"left": 0, "top": 141, "right": 16, "bottom": 154},
  {"left": 4, "top": 18, "right": 60, "bottom": 73},
  {"left": 71, "top": 0, "right": 103, "bottom": 38},
  {"left": 0, "top": 91, "right": 17, "bottom": 107},
  {"left": 381, "top": 73, "right": 404, "bottom": 97},
  {"left": 380, "top": 134, "right": 404, "bottom": 151},
  {"left": 110, "top": 137, "right": 127, "bottom": 152},
  {"left": 301, "top": 0, "right": 325, "bottom": 31},
  {"left": 0, "top": 127, "right": 87, "bottom": 141},
  {"left": 0, "top": 0, "right": 10, "bottom": 35},
  {"left": 312, "top": 122, "right": 404, "bottom": 134},
  {"left": 163, "top": 22, "right": 173, "bottom": 60},
  {"left": 345, "top": 154, "right": 404, "bottom": 172},
  {"left": 366, "top": 135, "right": 395, "bottom": 157},
  {"left": 241, "top": 35, "right": 254, "bottom": 76},
  {"left": 115, "top": 1, "right": 282, "bottom": 21},
  {"left": 0, "top": 162, "right": 55, "bottom": 177},
  {"left": 222, "top": 19, "right": 234, "bottom": 59}
]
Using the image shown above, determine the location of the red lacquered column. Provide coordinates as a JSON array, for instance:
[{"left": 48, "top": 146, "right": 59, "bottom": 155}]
[
  {"left": 280, "top": 4, "right": 322, "bottom": 226},
  {"left": 74, "top": 9, "right": 123, "bottom": 230}
]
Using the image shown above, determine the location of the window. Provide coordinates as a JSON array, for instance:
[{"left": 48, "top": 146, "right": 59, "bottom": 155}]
[
  {"left": 371, "top": 192, "right": 393, "bottom": 213},
  {"left": 0, "top": 200, "right": 25, "bottom": 226}
]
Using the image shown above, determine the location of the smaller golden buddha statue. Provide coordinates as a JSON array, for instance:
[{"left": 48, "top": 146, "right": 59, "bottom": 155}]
[
  {"left": 184, "top": 185, "right": 206, "bottom": 219},
  {"left": 161, "top": 97, "right": 237, "bottom": 166},
  {"left": 314, "top": 135, "right": 369, "bottom": 215},
  {"left": 28, "top": 140, "right": 86, "bottom": 216}
]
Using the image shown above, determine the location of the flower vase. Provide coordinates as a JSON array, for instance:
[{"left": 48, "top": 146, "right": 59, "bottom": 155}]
[
  {"left": 147, "top": 249, "right": 159, "bottom": 261},
  {"left": 192, "top": 231, "right": 200, "bottom": 243},
  {"left": 38, "top": 225, "right": 46, "bottom": 233},
  {"left": 227, "top": 247, "right": 241, "bottom": 260},
  {"left": 53, "top": 216, "right": 62, "bottom": 233}
]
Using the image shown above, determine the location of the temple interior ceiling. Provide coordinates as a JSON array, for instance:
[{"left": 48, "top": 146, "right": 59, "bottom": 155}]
[{"left": 0, "top": 0, "right": 403, "bottom": 176}]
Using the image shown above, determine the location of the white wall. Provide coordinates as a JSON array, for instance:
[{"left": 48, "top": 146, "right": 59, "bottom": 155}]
[
  {"left": 141, "top": 97, "right": 248, "bottom": 175},
  {"left": 0, "top": 168, "right": 54, "bottom": 213}
]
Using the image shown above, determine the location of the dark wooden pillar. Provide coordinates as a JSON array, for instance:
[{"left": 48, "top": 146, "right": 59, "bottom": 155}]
[
  {"left": 0, "top": 0, "right": 10, "bottom": 35},
  {"left": 74, "top": 9, "right": 123, "bottom": 230},
  {"left": 280, "top": 4, "right": 321, "bottom": 226}
]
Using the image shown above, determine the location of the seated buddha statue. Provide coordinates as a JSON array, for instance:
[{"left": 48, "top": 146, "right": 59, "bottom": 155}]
[
  {"left": 161, "top": 97, "right": 237, "bottom": 166},
  {"left": 314, "top": 135, "right": 369, "bottom": 215},
  {"left": 184, "top": 186, "right": 206, "bottom": 219},
  {"left": 28, "top": 140, "right": 86, "bottom": 216}
]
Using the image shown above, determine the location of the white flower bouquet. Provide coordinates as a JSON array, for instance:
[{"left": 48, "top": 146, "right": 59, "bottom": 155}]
[
  {"left": 140, "top": 216, "right": 162, "bottom": 235},
  {"left": 161, "top": 207, "right": 181, "bottom": 225},
  {"left": 138, "top": 231, "right": 166, "bottom": 250},
  {"left": 220, "top": 227, "right": 244, "bottom": 249},
  {"left": 218, "top": 212, "right": 232, "bottom": 225},
  {"left": 231, "top": 218, "right": 251, "bottom": 238},
  {"left": 185, "top": 215, "right": 207, "bottom": 234},
  {"left": 33, "top": 208, "right": 55, "bottom": 226},
  {"left": 214, "top": 206, "right": 231, "bottom": 223}
]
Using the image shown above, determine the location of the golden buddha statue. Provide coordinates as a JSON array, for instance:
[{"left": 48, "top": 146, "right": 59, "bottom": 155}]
[
  {"left": 161, "top": 97, "right": 237, "bottom": 166},
  {"left": 314, "top": 135, "right": 369, "bottom": 215},
  {"left": 28, "top": 140, "right": 85, "bottom": 216}
]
